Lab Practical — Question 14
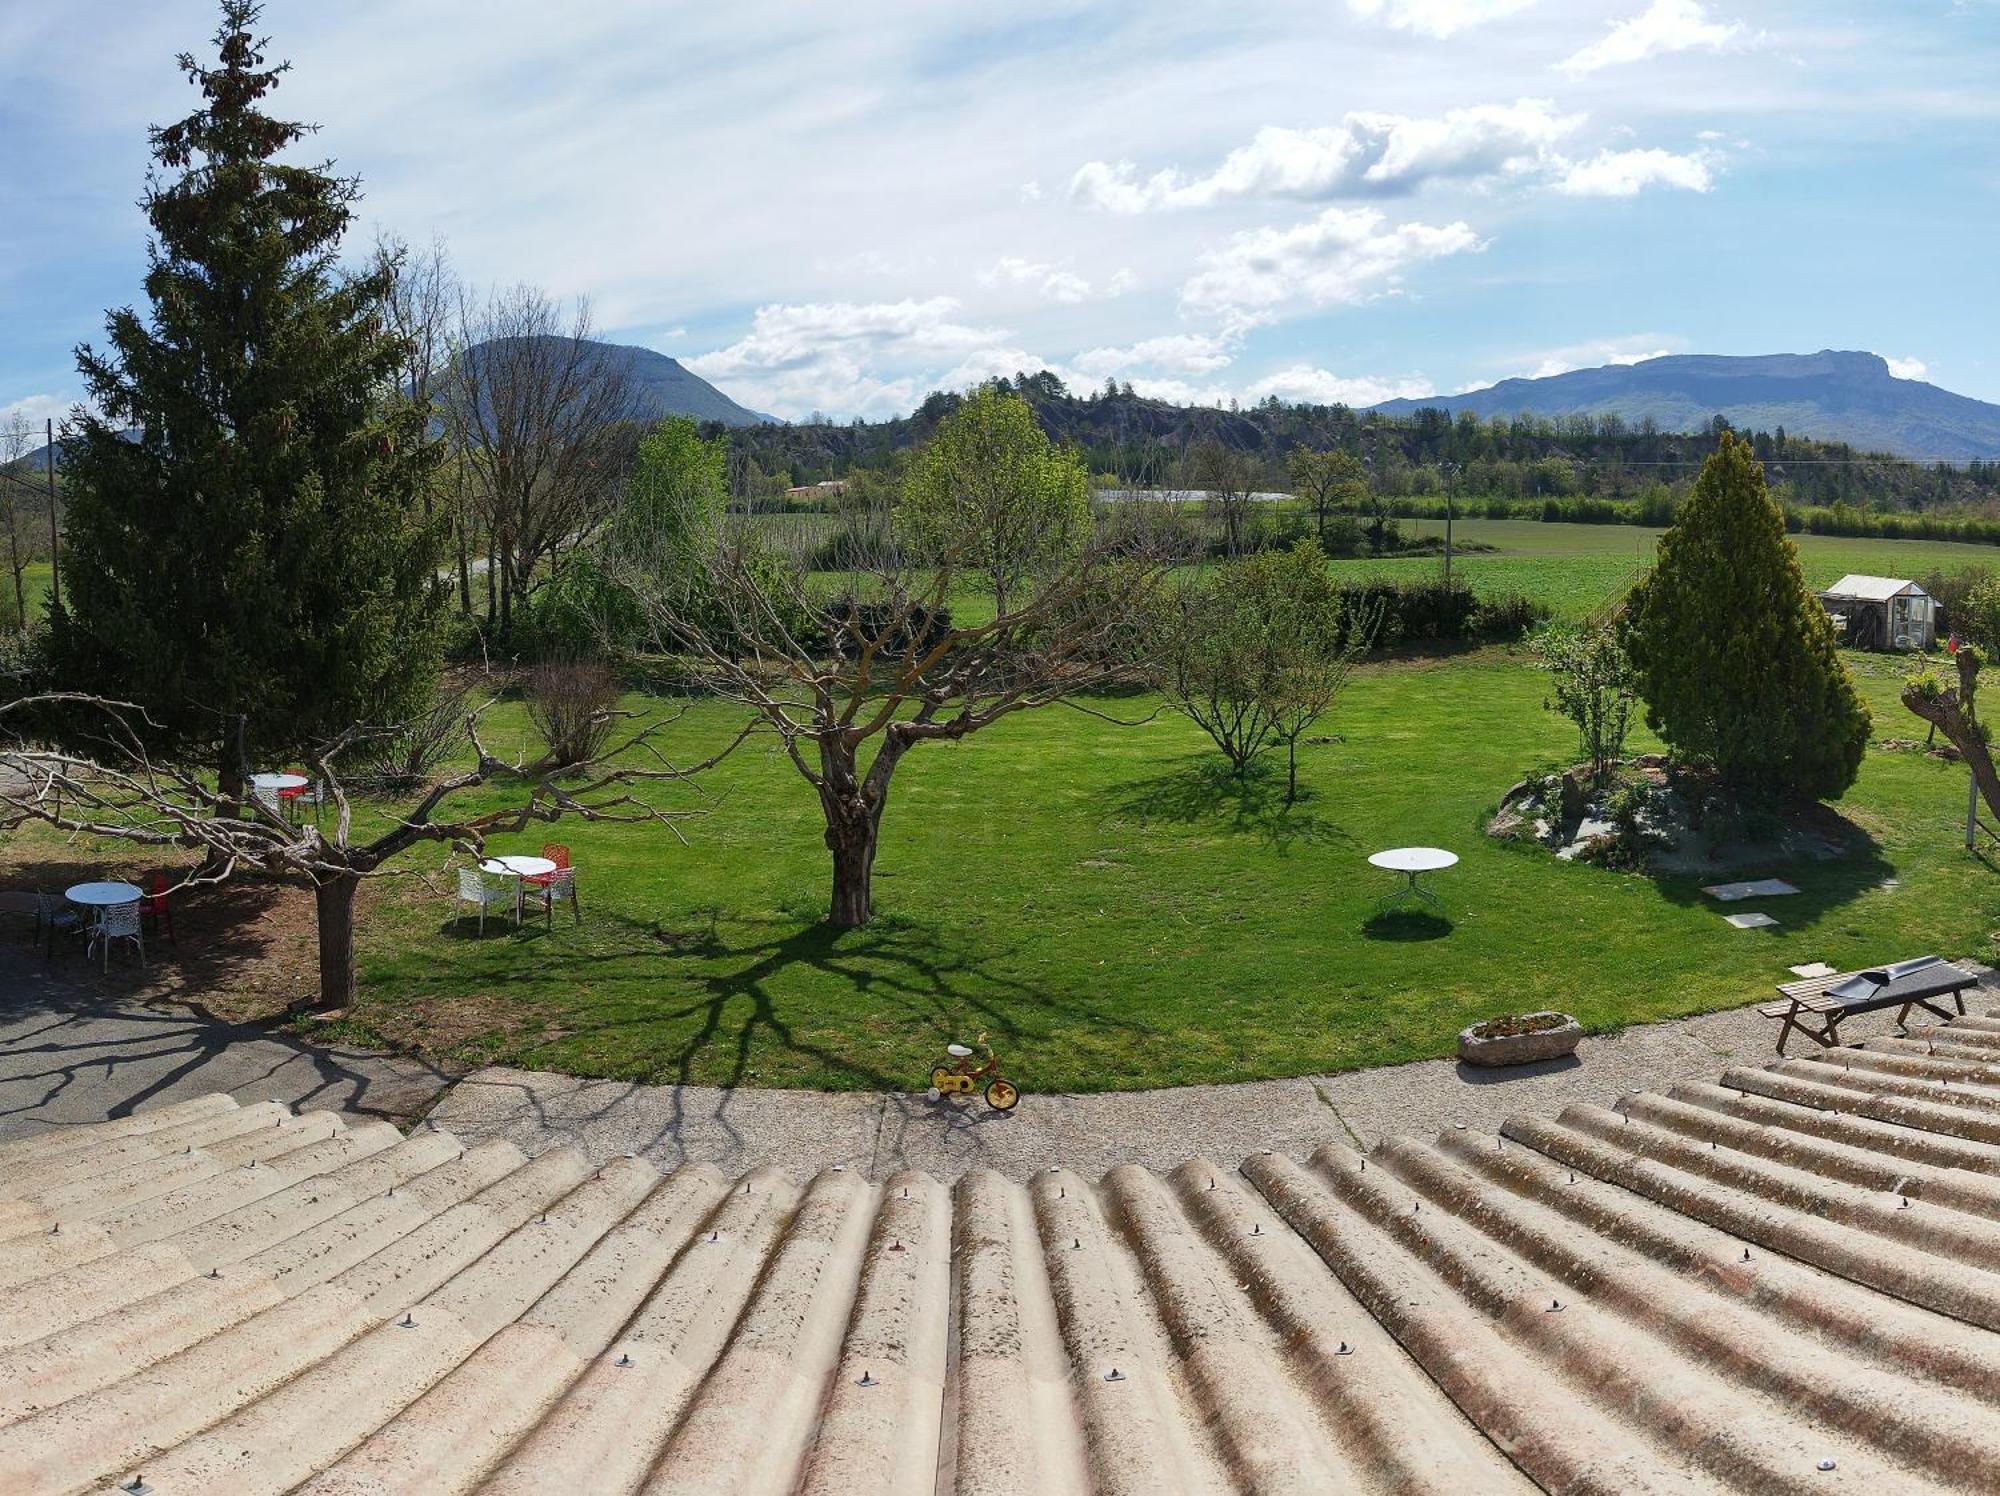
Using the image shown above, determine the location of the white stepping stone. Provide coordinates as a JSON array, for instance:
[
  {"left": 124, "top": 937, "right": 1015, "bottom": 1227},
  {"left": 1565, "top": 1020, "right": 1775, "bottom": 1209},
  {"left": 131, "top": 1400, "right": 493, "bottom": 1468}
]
[
  {"left": 1702, "top": 879, "right": 1802, "bottom": 902},
  {"left": 1789, "top": 961, "right": 1837, "bottom": 978},
  {"left": 1723, "top": 911, "right": 1780, "bottom": 929}
]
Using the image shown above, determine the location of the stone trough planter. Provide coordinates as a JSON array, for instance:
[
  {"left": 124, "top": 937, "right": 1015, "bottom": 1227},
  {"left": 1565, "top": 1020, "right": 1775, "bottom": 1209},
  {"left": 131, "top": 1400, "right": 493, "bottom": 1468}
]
[{"left": 1457, "top": 1011, "right": 1583, "bottom": 1067}]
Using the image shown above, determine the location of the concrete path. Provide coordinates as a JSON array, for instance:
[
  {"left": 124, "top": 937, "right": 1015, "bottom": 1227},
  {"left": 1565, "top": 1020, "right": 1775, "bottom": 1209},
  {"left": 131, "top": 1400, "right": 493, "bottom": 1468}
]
[
  {"left": 9, "top": 921, "right": 1993, "bottom": 1180},
  {"left": 427, "top": 969, "right": 2000, "bottom": 1180},
  {"left": 0, "top": 940, "right": 454, "bottom": 1144}
]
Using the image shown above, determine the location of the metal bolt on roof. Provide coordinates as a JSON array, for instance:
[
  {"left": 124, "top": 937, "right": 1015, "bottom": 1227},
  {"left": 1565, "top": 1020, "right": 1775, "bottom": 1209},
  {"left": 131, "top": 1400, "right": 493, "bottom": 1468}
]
[
  {"left": 398, "top": 1313, "right": 416, "bottom": 1329},
  {"left": 615, "top": 1353, "right": 634, "bottom": 1368},
  {"left": 1546, "top": 1299, "right": 1565, "bottom": 1313},
  {"left": 857, "top": 1369, "right": 878, "bottom": 1387},
  {"left": 1818, "top": 1459, "right": 1837, "bottom": 1472},
  {"left": 121, "top": 1476, "right": 151, "bottom": 1495},
  {"left": 1335, "top": 1342, "right": 1354, "bottom": 1356},
  {"left": 1104, "top": 1367, "right": 1126, "bottom": 1382}
]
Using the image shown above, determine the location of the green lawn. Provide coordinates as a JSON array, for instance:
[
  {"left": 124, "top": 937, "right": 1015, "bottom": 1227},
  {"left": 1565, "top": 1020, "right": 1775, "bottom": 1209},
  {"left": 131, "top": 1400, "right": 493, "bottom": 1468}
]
[
  {"left": 330, "top": 642, "right": 1995, "bottom": 1094},
  {"left": 1329, "top": 520, "right": 2000, "bottom": 619}
]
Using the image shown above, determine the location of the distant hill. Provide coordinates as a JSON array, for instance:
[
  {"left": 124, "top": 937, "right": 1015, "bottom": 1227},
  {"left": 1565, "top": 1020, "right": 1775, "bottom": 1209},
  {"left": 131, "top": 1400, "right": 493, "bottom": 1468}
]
[
  {"left": 5, "top": 341, "right": 774, "bottom": 471},
  {"left": 458, "top": 337, "right": 773, "bottom": 428},
  {"left": 1368, "top": 351, "right": 2000, "bottom": 461}
]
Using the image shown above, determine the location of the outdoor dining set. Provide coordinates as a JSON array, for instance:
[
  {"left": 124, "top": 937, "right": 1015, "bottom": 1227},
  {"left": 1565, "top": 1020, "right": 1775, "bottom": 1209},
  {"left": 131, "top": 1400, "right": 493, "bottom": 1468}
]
[
  {"left": 0, "top": 875, "right": 172, "bottom": 971},
  {"left": 456, "top": 845, "right": 582, "bottom": 931}
]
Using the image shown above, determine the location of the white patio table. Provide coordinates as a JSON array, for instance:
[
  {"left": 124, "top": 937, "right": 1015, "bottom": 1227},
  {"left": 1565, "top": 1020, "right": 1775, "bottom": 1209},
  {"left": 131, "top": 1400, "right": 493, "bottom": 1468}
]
[
  {"left": 1366, "top": 847, "right": 1457, "bottom": 911},
  {"left": 480, "top": 855, "right": 557, "bottom": 924}
]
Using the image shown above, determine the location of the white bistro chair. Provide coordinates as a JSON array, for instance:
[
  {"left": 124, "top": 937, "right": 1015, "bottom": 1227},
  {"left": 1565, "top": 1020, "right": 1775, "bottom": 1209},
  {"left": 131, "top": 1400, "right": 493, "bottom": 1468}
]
[
  {"left": 88, "top": 900, "right": 144, "bottom": 971},
  {"left": 456, "top": 867, "right": 514, "bottom": 933}
]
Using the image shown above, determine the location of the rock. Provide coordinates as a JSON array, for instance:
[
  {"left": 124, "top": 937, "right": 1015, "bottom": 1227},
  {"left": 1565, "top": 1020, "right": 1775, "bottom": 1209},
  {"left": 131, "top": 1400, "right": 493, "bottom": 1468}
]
[{"left": 1458, "top": 1012, "right": 1583, "bottom": 1067}]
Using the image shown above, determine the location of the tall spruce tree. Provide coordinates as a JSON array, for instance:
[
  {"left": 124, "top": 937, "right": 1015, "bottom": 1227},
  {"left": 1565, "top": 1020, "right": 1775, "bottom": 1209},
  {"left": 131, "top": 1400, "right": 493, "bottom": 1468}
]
[
  {"left": 1623, "top": 432, "right": 1870, "bottom": 799},
  {"left": 54, "top": 0, "right": 443, "bottom": 795}
]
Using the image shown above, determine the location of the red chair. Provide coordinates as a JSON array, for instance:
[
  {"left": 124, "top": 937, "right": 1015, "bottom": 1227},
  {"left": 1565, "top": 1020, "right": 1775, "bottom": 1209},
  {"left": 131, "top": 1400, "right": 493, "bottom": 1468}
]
[
  {"left": 528, "top": 845, "right": 579, "bottom": 925},
  {"left": 141, "top": 873, "right": 176, "bottom": 945}
]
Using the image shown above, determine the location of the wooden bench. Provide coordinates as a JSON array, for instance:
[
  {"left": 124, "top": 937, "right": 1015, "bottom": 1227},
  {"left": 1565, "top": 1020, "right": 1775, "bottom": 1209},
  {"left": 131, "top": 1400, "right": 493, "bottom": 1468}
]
[{"left": 1759, "top": 955, "right": 1980, "bottom": 1055}]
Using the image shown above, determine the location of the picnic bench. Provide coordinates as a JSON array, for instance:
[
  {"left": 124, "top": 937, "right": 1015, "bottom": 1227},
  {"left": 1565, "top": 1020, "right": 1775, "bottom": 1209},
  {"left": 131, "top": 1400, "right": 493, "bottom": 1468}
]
[{"left": 1759, "top": 954, "right": 1980, "bottom": 1054}]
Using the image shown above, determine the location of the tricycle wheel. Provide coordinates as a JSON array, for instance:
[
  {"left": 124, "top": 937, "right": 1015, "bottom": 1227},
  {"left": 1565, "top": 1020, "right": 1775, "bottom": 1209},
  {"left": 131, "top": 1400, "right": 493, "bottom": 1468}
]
[{"left": 985, "top": 1078, "right": 1020, "bottom": 1112}]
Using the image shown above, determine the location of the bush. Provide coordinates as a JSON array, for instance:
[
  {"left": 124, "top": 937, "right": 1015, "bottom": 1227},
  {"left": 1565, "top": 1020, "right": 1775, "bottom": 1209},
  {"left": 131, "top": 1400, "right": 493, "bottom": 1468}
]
[
  {"left": 516, "top": 554, "right": 647, "bottom": 662},
  {"left": 1623, "top": 433, "right": 1871, "bottom": 799},
  {"left": 349, "top": 681, "right": 471, "bottom": 789},
  {"left": 525, "top": 660, "right": 620, "bottom": 768},
  {"left": 1473, "top": 591, "right": 1549, "bottom": 641}
]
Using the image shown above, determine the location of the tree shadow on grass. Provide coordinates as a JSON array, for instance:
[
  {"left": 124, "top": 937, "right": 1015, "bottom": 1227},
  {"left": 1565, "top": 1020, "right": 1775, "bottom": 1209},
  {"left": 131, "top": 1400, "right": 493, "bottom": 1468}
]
[
  {"left": 1097, "top": 756, "right": 1351, "bottom": 851},
  {"left": 1639, "top": 806, "right": 1897, "bottom": 935},
  {"left": 439, "top": 910, "right": 1167, "bottom": 1163},
  {"left": 1361, "top": 909, "right": 1454, "bottom": 942}
]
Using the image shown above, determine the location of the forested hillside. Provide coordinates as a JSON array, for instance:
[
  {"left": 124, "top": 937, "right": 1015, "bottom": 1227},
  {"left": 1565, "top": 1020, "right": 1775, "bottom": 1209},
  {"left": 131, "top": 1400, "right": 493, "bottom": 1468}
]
[{"left": 728, "top": 372, "right": 2000, "bottom": 515}]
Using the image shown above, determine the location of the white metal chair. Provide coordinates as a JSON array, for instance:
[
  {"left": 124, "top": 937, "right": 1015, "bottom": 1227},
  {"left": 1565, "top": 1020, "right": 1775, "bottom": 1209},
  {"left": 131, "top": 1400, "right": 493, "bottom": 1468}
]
[
  {"left": 38, "top": 891, "right": 84, "bottom": 959},
  {"left": 456, "top": 867, "right": 513, "bottom": 933},
  {"left": 88, "top": 900, "right": 144, "bottom": 971},
  {"left": 527, "top": 867, "right": 580, "bottom": 927}
]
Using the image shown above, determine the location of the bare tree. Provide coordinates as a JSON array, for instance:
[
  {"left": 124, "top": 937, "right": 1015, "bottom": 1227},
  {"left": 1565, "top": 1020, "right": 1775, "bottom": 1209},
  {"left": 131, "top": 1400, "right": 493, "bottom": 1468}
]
[
  {"left": 0, "top": 412, "right": 37, "bottom": 628},
  {"left": 609, "top": 478, "right": 1180, "bottom": 928},
  {"left": 376, "top": 235, "right": 473, "bottom": 610},
  {"left": 0, "top": 693, "right": 744, "bottom": 1010},
  {"left": 1186, "top": 439, "right": 1257, "bottom": 557},
  {"left": 446, "top": 286, "right": 640, "bottom": 637}
]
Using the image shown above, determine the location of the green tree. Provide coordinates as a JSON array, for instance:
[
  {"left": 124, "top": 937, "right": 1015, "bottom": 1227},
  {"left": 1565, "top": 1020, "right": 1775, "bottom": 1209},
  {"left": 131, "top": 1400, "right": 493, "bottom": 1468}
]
[
  {"left": 1623, "top": 433, "right": 1870, "bottom": 799},
  {"left": 1530, "top": 619, "right": 1636, "bottom": 781},
  {"left": 899, "top": 387, "right": 1090, "bottom": 617},
  {"left": 1287, "top": 447, "right": 1368, "bottom": 543},
  {"left": 52, "top": 0, "right": 443, "bottom": 799},
  {"left": 1159, "top": 540, "right": 1381, "bottom": 801}
]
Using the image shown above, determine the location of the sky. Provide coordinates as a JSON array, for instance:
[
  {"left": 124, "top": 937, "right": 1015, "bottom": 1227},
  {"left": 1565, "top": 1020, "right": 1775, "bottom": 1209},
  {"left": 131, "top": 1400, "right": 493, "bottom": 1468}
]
[{"left": 1, "top": 0, "right": 1997, "bottom": 427}]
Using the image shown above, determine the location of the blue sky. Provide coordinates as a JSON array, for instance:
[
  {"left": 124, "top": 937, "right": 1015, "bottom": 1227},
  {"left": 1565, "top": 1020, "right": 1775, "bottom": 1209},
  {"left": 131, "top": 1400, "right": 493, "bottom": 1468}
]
[{"left": 2, "top": 0, "right": 1997, "bottom": 428}]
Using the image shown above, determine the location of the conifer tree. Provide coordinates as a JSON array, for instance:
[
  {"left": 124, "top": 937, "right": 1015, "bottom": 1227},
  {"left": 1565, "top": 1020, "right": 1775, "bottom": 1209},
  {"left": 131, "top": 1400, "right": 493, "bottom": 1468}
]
[
  {"left": 1623, "top": 432, "right": 1870, "bottom": 799},
  {"left": 53, "top": 0, "right": 443, "bottom": 796}
]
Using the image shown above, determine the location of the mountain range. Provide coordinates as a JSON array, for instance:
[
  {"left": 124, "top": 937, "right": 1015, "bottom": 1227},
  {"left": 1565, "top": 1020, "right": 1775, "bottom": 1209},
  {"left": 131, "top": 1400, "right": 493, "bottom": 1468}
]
[
  {"left": 552, "top": 339, "right": 772, "bottom": 427},
  {"left": 1367, "top": 351, "right": 2000, "bottom": 462}
]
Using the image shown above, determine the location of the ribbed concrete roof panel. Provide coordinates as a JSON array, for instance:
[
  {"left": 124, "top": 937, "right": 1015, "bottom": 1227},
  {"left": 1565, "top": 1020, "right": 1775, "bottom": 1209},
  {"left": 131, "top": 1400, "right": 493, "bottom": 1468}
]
[{"left": 6, "top": 1022, "right": 2000, "bottom": 1493}]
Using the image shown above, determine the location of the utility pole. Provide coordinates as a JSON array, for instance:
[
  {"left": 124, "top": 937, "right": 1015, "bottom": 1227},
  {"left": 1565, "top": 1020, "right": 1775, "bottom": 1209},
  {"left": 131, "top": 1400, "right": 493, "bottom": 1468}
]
[
  {"left": 1441, "top": 460, "right": 1456, "bottom": 586},
  {"left": 43, "top": 418, "right": 59, "bottom": 615}
]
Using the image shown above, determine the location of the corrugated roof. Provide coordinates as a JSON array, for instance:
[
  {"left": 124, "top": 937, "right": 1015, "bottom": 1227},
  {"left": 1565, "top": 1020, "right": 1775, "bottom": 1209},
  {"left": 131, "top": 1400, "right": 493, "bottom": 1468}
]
[
  {"left": 1822, "top": 573, "right": 1923, "bottom": 602},
  {"left": 8, "top": 1022, "right": 2000, "bottom": 1493}
]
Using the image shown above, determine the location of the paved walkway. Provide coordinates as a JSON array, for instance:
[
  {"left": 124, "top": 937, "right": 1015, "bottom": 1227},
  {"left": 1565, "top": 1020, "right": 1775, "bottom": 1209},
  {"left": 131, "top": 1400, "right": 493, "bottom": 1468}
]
[
  {"left": 7, "top": 926, "right": 1993, "bottom": 1178},
  {"left": 426, "top": 971, "right": 2000, "bottom": 1180},
  {"left": 0, "top": 940, "right": 453, "bottom": 1145}
]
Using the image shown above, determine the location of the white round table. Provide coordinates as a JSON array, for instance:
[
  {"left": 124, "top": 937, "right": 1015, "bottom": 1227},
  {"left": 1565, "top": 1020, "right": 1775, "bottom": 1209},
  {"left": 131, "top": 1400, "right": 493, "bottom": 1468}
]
[
  {"left": 481, "top": 856, "right": 557, "bottom": 923},
  {"left": 251, "top": 773, "right": 308, "bottom": 792},
  {"left": 1367, "top": 847, "right": 1457, "bottom": 911},
  {"left": 66, "top": 881, "right": 143, "bottom": 908}
]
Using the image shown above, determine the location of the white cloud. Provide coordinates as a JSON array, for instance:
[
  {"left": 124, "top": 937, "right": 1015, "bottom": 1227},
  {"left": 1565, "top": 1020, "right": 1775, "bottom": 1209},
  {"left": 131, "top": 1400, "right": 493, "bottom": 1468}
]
[
  {"left": 1072, "top": 333, "right": 1237, "bottom": 380},
  {"left": 978, "top": 256, "right": 1105, "bottom": 305},
  {"left": 1242, "top": 366, "right": 1435, "bottom": 406},
  {"left": 0, "top": 393, "right": 73, "bottom": 435},
  {"left": 1071, "top": 100, "right": 1581, "bottom": 212},
  {"left": 1345, "top": 0, "right": 1539, "bottom": 39},
  {"left": 684, "top": 298, "right": 1029, "bottom": 419},
  {"left": 1886, "top": 355, "right": 1929, "bottom": 381},
  {"left": 1476, "top": 334, "right": 1685, "bottom": 384},
  {"left": 1179, "top": 207, "right": 1484, "bottom": 324},
  {"left": 1558, "top": 0, "right": 1744, "bottom": 76},
  {"left": 1554, "top": 147, "right": 1715, "bottom": 196}
]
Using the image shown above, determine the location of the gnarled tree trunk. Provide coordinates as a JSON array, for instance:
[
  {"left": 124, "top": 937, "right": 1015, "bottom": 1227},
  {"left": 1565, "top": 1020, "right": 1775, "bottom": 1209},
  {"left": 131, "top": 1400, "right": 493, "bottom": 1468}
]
[
  {"left": 1904, "top": 649, "right": 2000, "bottom": 824},
  {"left": 311, "top": 870, "right": 360, "bottom": 1012}
]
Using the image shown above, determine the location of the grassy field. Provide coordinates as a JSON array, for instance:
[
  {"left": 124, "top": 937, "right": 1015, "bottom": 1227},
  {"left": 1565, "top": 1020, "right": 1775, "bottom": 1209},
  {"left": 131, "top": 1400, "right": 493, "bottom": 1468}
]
[
  {"left": 311, "top": 642, "right": 1996, "bottom": 1095},
  {"left": 1329, "top": 519, "right": 2000, "bottom": 620},
  {"left": 10, "top": 520, "right": 1997, "bottom": 1095}
]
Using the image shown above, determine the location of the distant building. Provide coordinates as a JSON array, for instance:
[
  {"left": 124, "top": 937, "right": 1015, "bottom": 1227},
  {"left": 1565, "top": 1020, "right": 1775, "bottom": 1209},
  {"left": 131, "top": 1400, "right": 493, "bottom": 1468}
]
[
  {"left": 1817, "top": 574, "right": 1935, "bottom": 650},
  {"left": 784, "top": 479, "right": 848, "bottom": 502}
]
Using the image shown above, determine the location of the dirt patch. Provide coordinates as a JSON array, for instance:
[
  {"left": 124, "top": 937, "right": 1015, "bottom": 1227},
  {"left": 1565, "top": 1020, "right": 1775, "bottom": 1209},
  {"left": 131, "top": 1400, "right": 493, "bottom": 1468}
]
[{"left": 0, "top": 842, "right": 365, "bottom": 1022}]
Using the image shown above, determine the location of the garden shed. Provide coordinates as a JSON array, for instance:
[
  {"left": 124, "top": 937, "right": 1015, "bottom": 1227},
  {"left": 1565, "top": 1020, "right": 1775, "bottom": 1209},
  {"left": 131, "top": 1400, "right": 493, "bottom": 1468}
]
[{"left": 1817, "top": 574, "right": 1935, "bottom": 650}]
